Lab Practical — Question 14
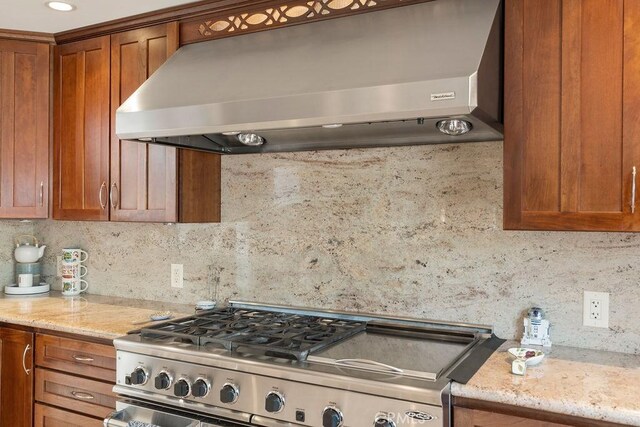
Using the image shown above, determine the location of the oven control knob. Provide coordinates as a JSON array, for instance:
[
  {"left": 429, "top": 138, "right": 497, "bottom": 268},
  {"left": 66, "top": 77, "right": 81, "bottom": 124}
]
[
  {"left": 192, "top": 378, "right": 210, "bottom": 398},
  {"left": 174, "top": 378, "right": 191, "bottom": 398},
  {"left": 265, "top": 391, "right": 285, "bottom": 413},
  {"left": 220, "top": 383, "right": 239, "bottom": 404},
  {"left": 322, "top": 407, "right": 344, "bottom": 427},
  {"left": 130, "top": 367, "right": 148, "bottom": 385},
  {"left": 154, "top": 372, "right": 172, "bottom": 390},
  {"left": 374, "top": 417, "right": 396, "bottom": 427}
]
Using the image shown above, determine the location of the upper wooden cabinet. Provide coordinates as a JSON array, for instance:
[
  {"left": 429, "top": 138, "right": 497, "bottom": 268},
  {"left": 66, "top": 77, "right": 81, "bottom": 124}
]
[
  {"left": 0, "top": 40, "right": 49, "bottom": 219},
  {"left": 53, "top": 36, "right": 110, "bottom": 221},
  {"left": 53, "top": 23, "right": 220, "bottom": 223},
  {"left": 110, "top": 24, "right": 179, "bottom": 222},
  {"left": 504, "top": 0, "right": 640, "bottom": 231}
]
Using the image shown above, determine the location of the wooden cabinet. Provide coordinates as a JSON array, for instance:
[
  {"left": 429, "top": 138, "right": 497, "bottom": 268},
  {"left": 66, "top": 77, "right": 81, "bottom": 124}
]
[
  {"left": 0, "top": 40, "right": 49, "bottom": 219},
  {"left": 455, "top": 407, "right": 570, "bottom": 427},
  {"left": 53, "top": 23, "right": 221, "bottom": 223},
  {"left": 35, "top": 333, "right": 116, "bottom": 382},
  {"left": 35, "top": 369, "right": 116, "bottom": 419},
  {"left": 53, "top": 36, "right": 110, "bottom": 221},
  {"left": 34, "top": 333, "right": 116, "bottom": 424},
  {"left": 504, "top": 0, "right": 640, "bottom": 231},
  {"left": 453, "top": 397, "right": 626, "bottom": 427},
  {"left": 0, "top": 326, "right": 34, "bottom": 426},
  {"left": 110, "top": 24, "right": 179, "bottom": 222}
]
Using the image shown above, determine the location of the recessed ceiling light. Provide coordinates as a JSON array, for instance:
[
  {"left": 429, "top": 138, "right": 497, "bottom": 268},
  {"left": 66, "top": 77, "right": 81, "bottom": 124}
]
[{"left": 46, "top": 1, "right": 75, "bottom": 12}]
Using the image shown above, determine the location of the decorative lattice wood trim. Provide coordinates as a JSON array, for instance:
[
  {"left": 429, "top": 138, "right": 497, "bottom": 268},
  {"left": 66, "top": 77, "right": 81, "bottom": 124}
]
[{"left": 180, "top": 0, "right": 432, "bottom": 44}]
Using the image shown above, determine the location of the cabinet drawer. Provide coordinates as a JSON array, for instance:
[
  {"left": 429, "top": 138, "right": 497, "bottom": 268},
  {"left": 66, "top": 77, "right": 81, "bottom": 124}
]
[
  {"left": 34, "top": 403, "right": 103, "bottom": 427},
  {"left": 35, "top": 368, "right": 116, "bottom": 419},
  {"left": 36, "top": 333, "right": 115, "bottom": 381}
]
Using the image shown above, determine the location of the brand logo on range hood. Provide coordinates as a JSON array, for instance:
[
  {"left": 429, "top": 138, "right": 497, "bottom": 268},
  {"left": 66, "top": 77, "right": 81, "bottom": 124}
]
[{"left": 430, "top": 92, "right": 456, "bottom": 101}]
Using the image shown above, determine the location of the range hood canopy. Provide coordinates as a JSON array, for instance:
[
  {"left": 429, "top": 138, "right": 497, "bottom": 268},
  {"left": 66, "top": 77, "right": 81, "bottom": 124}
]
[{"left": 116, "top": 0, "right": 503, "bottom": 154}]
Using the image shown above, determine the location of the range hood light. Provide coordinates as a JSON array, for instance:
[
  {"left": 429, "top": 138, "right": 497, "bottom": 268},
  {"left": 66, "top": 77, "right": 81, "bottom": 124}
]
[
  {"left": 237, "top": 133, "right": 266, "bottom": 146},
  {"left": 222, "top": 131, "right": 241, "bottom": 136},
  {"left": 322, "top": 124, "right": 343, "bottom": 129},
  {"left": 437, "top": 119, "right": 473, "bottom": 136}
]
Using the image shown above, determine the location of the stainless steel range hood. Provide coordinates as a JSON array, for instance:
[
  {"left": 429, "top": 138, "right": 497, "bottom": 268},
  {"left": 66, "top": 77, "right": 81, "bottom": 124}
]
[{"left": 116, "top": 0, "right": 503, "bottom": 154}]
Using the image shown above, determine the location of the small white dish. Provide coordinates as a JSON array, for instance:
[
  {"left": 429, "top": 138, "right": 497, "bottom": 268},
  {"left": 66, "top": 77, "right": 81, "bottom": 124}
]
[
  {"left": 150, "top": 311, "right": 172, "bottom": 321},
  {"left": 508, "top": 347, "right": 545, "bottom": 366},
  {"left": 196, "top": 300, "right": 216, "bottom": 310},
  {"left": 131, "top": 311, "right": 173, "bottom": 325}
]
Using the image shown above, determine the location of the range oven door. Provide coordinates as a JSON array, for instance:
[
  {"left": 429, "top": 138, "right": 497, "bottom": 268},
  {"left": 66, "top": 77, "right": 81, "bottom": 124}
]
[{"left": 104, "top": 400, "right": 251, "bottom": 427}]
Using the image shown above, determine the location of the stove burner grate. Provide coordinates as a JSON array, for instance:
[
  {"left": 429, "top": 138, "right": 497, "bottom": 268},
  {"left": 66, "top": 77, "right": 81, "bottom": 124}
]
[{"left": 140, "top": 307, "right": 366, "bottom": 360}]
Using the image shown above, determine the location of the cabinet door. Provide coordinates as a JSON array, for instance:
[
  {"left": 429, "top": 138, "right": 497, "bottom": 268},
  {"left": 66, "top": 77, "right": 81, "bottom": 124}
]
[
  {"left": 53, "top": 36, "right": 110, "bottom": 221},
  {"left": 0, "top": 40, "right": 49, "bottom": 219},
  {"left": 0, "top": 327, "right": 34, "bottom": 426},
  {"left": 504, "top": 0, "right": 635, "bottom": 231},
  {"left": 110, "top": 23, "right": 179, "bottom": 222}
]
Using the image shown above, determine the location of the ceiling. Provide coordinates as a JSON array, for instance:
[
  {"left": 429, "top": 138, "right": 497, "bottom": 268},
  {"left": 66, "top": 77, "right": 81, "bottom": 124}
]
[{"left": 1, "top": 0, "right": 201, "bottom": 33}]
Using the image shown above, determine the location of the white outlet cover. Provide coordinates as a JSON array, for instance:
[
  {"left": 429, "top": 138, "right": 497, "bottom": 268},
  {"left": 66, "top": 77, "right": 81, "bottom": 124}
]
[
  {"left": 171, "top": 264, "right": 183, "bottom": 288},
  {"left": 583, "top": 291, "right": 610, "bottom": 328}
]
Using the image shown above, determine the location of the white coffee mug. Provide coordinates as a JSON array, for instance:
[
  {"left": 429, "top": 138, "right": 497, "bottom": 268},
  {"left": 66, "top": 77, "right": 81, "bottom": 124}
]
[
  {"left": 18, "top": 274, "right": 33, "bottom": 288},
  {"left": 61, "top": 263, "right": 87, "bottom": 280},
  {"left": 61, "top": 278, "right": 88, "bottom": 296},
  {"left": 62, "top": 248, "right": 88, "bottom": 264}
]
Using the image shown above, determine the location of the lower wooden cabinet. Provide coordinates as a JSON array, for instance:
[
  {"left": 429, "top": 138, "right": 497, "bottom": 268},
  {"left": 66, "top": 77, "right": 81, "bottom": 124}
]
[
  {"left": 34, "top": 403, "right": 104, "bottom": 427},
  {"left": 455, "top": 407, "right": 570, "bottom": 427},
  {"left": 33, "top": 332, "right": 116, "bottom": 424},
  {"left": 453, "top": 398, "right": 627, "bottom": 427},
  {"left": 35, "top": 368, "right": 117, "bottom": 419},
  {"left": 35, "top": 333, "right": 116, "bottom": 382},
  {"left": 0, "top": 326, "right": 34, "bottom": 426}
]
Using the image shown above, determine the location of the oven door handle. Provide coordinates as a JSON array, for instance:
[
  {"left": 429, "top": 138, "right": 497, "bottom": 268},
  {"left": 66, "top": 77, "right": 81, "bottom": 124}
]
[
  {"left": 103, "top": 410, "right": 128, "bottom": 427},
  {"left": 334, "top": 358, "right": 404, "bottom": 374}
]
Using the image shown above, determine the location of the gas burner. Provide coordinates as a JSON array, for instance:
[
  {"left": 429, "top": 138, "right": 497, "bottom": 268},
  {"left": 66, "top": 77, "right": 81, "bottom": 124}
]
[{"left": 140, "top": 307, "right": 366, "bottom": 360}]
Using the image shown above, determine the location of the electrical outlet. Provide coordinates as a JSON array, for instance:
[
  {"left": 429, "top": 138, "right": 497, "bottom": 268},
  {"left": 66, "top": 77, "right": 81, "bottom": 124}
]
[
  {"left": 56, "top": 256, "right": 62, "bottom": 277},
  {"left": 583, "top": 291, "right": 609, "bottom": 328},
  {"left": 171, "top": 264, "right": 183, "bottom": 288}
]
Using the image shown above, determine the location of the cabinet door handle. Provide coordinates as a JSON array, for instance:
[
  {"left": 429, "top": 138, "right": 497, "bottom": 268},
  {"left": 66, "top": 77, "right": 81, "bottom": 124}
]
[
  {"left": 22, "top": 344, "right": 31, "bottom": 375},
  {"left": 72, "top": 354, "right": 94, "bottom": 363},
  {"left": 71, "top": 390, "right": 95, "bottom": 400},
  {"left": 110, "top": 183, "right": 119, "bottom": 209},
  {"left": 99, "top": 181, "right": 107, "bottom": 210},
  {"left": 39, "top": 182, "right": 44, "bottom": 206},
  {"left": 632, "top": 166, "right": 637, "bottom": 214}
]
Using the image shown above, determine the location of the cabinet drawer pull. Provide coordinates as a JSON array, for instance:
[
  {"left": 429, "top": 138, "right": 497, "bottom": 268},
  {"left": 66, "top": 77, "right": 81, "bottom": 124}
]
[
  {"left": 22, "top": 344, "right": 31, "bottom": 375},
  {"left": 39, "top": 182, "right": 44, "bottom": 207},
  {"left": 632, "top": 166, "right": 637, "bottom": 214},
  {"left": 72, "top": 354, "right": 95, "bottom": 363},
  {"left": 99, "top": 181, "right": 107, "bottom": 210},
  {"left": 110, "top": 183, "right": 119, "bottom": 209},
  {"left": 71, "top": 390, "right": 95, "bottom": 400}
]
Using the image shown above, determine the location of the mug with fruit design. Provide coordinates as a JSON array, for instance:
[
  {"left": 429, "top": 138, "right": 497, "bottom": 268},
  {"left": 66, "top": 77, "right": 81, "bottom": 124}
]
[
  {"left": 61, "top": 263, "right": 87, "bottom": 280},
  {"left": 62, "top": 248, "right": 88, "bottom": 264},
  {"left": 61, "top": 279, "right": 88, "bottom": 296}
]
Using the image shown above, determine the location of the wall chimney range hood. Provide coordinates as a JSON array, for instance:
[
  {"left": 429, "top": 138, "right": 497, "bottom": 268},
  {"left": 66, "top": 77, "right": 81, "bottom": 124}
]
[{"left": 116, "top": 0, "right": 503, "bottom": 154}]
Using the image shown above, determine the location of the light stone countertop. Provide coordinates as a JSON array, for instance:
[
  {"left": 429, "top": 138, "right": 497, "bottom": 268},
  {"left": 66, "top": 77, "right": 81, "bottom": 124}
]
[
  {"left": 451, "top": 341, "right": 640, "bottom": 426},
  {"left": 0, "top": 291, "right": 194, "bottom": 340}
]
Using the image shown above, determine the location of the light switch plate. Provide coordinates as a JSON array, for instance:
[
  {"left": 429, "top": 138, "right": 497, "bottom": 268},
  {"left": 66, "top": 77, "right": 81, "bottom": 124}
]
[{"left": 583, "top": 291, "right": 609, "bottom": 328}]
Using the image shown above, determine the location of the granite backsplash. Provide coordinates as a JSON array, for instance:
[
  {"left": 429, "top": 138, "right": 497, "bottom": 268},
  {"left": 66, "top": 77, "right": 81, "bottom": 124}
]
[{"left": 3, "top": 141, "right": 638, "bottom": 354}]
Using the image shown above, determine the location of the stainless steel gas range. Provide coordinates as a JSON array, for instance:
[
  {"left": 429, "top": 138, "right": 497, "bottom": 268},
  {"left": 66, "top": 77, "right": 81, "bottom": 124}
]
[{"left": 105, "top": 301, "right": 496, "bottom": 427}]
